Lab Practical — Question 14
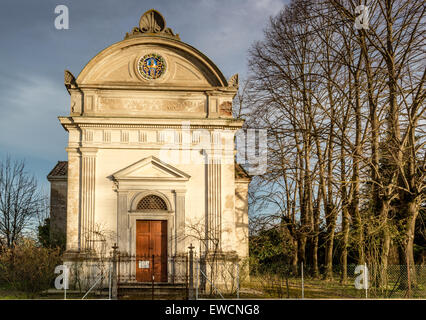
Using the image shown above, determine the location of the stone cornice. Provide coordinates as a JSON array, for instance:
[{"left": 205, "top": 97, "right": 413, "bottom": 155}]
[
  {"left": 79, "top": 147, "right": 98, "bottom": 156},
  {"left": 59, "top": 116, "right": 244, "bottom": 130},
  {"left": 65, "top": 147, "right": 80, "bottom": 154},
  {"left": 75, "top": 84, "right": 237, "bottom": 93}
]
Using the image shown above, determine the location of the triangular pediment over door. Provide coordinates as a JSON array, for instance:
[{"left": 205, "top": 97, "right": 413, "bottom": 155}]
[
  {"left": 111, "top": 155, "right": 190, "bottom": 259},
  {"left": 111, "top": 156, "right": 191, "bottom": 183}
]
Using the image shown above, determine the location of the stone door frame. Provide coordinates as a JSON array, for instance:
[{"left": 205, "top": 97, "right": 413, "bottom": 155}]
[{"left": 111, "top": 157, "right": 189, "bottom": 258}]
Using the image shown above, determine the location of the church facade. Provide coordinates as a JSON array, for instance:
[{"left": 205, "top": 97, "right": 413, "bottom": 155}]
[{"left": 48, "top": 9, "right": 250, "bottom": 282}]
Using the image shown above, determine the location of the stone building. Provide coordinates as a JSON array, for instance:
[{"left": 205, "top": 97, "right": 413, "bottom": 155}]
[
  {"left": 48, "top": 9, "right": 250, "bottom": 283},
  {"left": 46, "top": 161, "right": 67, "bottom": 242}
]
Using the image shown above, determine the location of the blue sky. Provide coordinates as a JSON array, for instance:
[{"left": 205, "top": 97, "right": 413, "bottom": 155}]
[{"left": 0, "top": 0, "right": 287, "bottom": 191}]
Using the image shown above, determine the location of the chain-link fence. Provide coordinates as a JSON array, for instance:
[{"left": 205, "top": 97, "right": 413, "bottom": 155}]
[
  {"left": 245, "top": 263, "right": 425, "bottom": 299},
  {"left": 47, "top": 245, "right": 425, "bottom": 300},
  {"left": 195, "top": 254, "right": 243, "bottom": 299}
]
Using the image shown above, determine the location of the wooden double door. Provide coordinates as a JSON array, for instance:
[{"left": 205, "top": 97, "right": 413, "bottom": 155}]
[{"left": 136, "top": 220, "right": 168, "bottom": 282}]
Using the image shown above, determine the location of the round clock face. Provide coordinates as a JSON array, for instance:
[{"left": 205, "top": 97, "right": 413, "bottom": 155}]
[{"left": 138, "top": 53, "right": 166, "bottom": 80}]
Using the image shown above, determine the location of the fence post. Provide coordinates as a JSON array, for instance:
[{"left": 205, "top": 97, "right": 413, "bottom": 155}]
[
  {"left": 196, "top": 255, "right": 199, "bottom": 300},
  {"left": 188, "top": 243, "right": 195, "bottom": 300},
  {"left": 236, "top": 260, "right": 240, "bottom": 299},
  {"left": 108, "top": 260, "right": 112, "bottom": 300},
  {"left": 364, "top": 262, "right": 368, "bottom": 299},
  {"left": 152, "top": 254, "right": 155, "bottom": 300},
  {"left": 301, "top": 261, "right": 304, "bottom": 299},
  {"left": 64, "top": 262, "right": 68, "bottom": 300},
  {"left": 185, "top": 253, "right": 189, "bottom": 300},
  {"left": 111, "top": 243, "right": 119, "bottom": 300},
  {"left": 172, "top": 255, "right": 175, "bottom": 284}
]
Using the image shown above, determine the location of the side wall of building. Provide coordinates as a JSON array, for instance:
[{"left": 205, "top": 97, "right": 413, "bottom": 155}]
[{"left": 49, "top": 179, "right": 67, "bottom": 239}]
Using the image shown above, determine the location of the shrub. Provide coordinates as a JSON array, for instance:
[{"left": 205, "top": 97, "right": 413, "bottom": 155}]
[
  {"left": 38, "top": 218, "right": 66, "bottom": 252},
  {"left": 0, "top": 239, "right": 62, "bottom": 298}
]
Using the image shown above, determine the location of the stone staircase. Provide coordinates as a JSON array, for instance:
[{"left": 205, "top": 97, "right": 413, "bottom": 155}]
[{"left": 118, "top": 282, "right": 188, "bottom": 300}]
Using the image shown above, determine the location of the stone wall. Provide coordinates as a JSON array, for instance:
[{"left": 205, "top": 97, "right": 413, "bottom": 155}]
[
  {"left": 50, "top": 180, "right": 67, "bottom": 238},
  {"left": 47, "top": 161, "right": 68, "bottom": 241}
]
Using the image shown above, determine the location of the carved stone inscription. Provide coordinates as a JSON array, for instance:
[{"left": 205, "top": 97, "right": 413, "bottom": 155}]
[{"left": 97, "top": 97, "right": 205, "bottom": 113}]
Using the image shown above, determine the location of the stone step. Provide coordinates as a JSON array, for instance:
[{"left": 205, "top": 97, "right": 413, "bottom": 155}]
[
  {"left": 119, "top": 282, "right": 187, "bottom": 288},
  {"left": 117, "top": 282, "right": 189, "bottom": 299}
]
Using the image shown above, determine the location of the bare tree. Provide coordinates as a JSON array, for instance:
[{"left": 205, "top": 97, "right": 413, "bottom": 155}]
[
  {"left": 243, "top": 0, "right": 425, "bottom": 287},
  {"left": 0, "top": 156, "right": 44, "bottom": 248},
  {"left": 328, "top": 0, "right": 425, "bottom": 291}
]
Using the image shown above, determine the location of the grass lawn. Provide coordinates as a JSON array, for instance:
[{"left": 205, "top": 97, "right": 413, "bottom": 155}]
[
  {"left": 0, "top": 284, "right": 109, "bottom": 300},
  {"left": 234, "top": 276, "right": 425, "bottom": 299},
  {"left": 0, "top": 277, "right": 423, "bottom": 299}
]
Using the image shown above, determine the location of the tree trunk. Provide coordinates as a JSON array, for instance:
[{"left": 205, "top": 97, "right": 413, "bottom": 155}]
[
  {"left": 341, "top": 206, "right": 350, "bottom": 284},
  {"left": 292, "top": 238, "right": 298, "bottom": 276},
  {"left": 379, "top": 200, "right": 391, "bottom": 289},
  {"left": 404, "top": 200, "right": 419, "bottom": 287},
  {"left": 324, "top": 207, "right": 336, "bottom": 280},
  {"left": 312, "top": 198, "right": 320, "bottom": 278}
]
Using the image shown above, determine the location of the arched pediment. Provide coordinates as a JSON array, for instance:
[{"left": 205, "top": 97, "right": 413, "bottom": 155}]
[
  {"left": 76, "top": 36, "right": 228, "bottom": 88},
  {"left": 64, "top": 10, "right": 238, "bottom": 118}
]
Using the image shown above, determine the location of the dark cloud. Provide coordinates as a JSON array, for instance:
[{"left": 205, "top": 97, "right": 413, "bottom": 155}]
[{"left": 0, "top": 0, "right": 287, "bottom": 188}]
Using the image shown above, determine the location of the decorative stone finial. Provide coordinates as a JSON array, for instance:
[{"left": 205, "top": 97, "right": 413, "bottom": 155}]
[
  {"left": 228, "top": 74, "right": 239, "bottom": 89},
  {"left": 125, "top": 9, "right": 180, "bottom": 40},
  {"left": 64, "top": 70, "right": 76, "bottom": 91}
]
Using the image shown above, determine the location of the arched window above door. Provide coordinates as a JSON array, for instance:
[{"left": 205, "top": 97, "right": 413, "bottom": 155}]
[{"left": 136, "top": 194, "right": 168, "bottom": 211}]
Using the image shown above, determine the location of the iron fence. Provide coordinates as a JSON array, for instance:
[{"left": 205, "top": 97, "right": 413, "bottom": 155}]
[
  {"left": 60, "top": 246, "right": 425, "bottom": 299},
  {"left": 117, "top": 254, "right": 189, "bottom": 285},
  {"left": 114, "top": 250, "right": 242, "bottom": 299}
]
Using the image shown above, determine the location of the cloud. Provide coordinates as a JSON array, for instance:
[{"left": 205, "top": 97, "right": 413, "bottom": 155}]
[
  {"left": 0, "top": 0, "right": 288, "bottom": 184},
  {"left": 0, "top": 73, "right": 68, "bottom": 161},
  {"left": 162, "top": 0, "right": 287, "bottom": 78}
]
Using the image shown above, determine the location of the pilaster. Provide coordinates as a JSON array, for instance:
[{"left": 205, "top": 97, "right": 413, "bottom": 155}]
[
  {"left": 79, "top": 147, "right": 97, "bottom": 251},
  {"left": 117, "top": 191, "right": 128, "bottom": 254},
  {"left": 65, "top": 147, "right": 81, "bottom": 253},
  {"left": 174, "top": 189, "right": 186, "bottom": 253},
  {"left": 205, "top": 150, "right": 222, "bottom": 251}
]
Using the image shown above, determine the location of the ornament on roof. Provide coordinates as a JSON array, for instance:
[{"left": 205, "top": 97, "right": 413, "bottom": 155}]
[
  {"left": 125, "top": 9, "right": 180, "bottom": 40},
  {"left": 228, "top": 74, "right": 239, "bottom": 89},
  {"left": 64, "top": 69, "right": 76, "bottom": 92}
]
